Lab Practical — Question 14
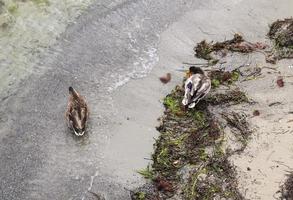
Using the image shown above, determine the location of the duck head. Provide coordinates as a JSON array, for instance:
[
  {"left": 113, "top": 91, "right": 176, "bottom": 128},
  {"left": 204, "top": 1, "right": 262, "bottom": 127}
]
[{"left": 188, "top": 66, "right": 204, "bottom": 77}]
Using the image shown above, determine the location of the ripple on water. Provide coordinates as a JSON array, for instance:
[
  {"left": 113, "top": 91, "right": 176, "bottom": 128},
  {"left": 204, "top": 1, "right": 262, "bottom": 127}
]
[{"left": 0, "top": 0, "right": 94, "bottom": 94}]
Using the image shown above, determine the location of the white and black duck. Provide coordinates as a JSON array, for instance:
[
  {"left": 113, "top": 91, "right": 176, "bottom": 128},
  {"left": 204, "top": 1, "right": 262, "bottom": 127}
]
[{"left": 182, "top": 66, "right": 211, "bottom": 108}]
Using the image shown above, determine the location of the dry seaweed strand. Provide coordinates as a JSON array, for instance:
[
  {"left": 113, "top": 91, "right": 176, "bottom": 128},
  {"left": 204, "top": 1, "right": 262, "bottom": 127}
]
[
  {"left": 194, "top": 34, "right": 267, "bottom": 64},
  {"left": 267, "top": 18, "right": 293, "bottom": 63},
  {"left": 222, "top": 111, "right": 251, "bottom": 152},
  {"left": 281, "top": 173, "right": 293, "bottom": 200}
]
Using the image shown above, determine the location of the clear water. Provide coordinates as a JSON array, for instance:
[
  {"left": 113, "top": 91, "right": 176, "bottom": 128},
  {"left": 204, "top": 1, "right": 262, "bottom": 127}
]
[{"left": 0, "top": 0, "right": 93, "bottom": 94}]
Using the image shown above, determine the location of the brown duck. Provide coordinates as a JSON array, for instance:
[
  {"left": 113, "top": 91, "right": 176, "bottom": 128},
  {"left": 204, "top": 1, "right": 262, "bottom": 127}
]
[{"left": 65, "top": 87, "right": 89, "bottom": 136}]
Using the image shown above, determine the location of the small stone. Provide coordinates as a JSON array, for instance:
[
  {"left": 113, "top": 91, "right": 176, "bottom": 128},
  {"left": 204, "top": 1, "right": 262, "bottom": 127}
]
[
  {"left": 253, "top": 110, "right": 260, "bottom": 116},
  {"left": 173, "top": 160, "right": 180, "bottom": 165},
  {"left": 197, "top": 173, "right": 207, "bottom": 181},
  {"left": 277, "top": 76, "right": 284, "bottom": 87}
]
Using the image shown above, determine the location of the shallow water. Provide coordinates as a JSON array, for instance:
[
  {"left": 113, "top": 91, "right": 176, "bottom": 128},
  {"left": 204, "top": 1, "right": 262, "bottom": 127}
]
[
  {"left": 0, "top": 0, "right": 93, "bottom": 94},
  {"left": 0, "top": 1, "right": 201, "bottom": 199}
]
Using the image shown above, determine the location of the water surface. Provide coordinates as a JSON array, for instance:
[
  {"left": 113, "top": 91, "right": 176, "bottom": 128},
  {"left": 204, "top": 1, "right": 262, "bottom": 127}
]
[{"left": 0, "top": 0, "right": 93, "bottom": 94}]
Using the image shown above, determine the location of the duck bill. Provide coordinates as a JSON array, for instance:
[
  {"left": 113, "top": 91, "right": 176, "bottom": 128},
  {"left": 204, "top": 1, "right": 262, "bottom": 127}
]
[
  {"left": 175, "top": 69, "right": 191, "bottom": 77},
  {"left": 186, "top": 71, "right": 192, "bottom": 78},
  {"left": 73, "top": 129, "right": 85, "bottom": 137},
  {"left": 78, "top": 131, "right": 85, "bottom": 136},
  {"left": 73, "top": 129, "right": 79, "bottom": 136}
]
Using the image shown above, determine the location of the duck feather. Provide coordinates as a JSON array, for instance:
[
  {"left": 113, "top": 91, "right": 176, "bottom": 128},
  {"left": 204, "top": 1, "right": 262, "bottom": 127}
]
[{"left": 182, "top": 74, "right": 211, "bottom": 108}]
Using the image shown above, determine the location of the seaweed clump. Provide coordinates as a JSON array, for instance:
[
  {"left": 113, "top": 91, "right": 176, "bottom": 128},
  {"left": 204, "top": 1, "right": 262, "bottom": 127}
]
[
  {"left": 208, "top": 69, "right": 240, "bottom": 88},
  {"left": 281, "top": 173, "right": 293, "bottom": 200},
  {"left": 205, "top": 69, "right": 250, "bottom": 106},
  {"left": 194, "top": 34, "right": 267, "bottom": 64},
  {"left": 132, "top": 70, "right": 251, "bottom": 200},
  {"left": 207, "top": 90, "right": 248, "bottom": 106},
  {"left": 267, "top": 18, "right": 293, "bottom": 63},
  {"left": 222, "top": 111, "right": 251, "bottom": 152}
]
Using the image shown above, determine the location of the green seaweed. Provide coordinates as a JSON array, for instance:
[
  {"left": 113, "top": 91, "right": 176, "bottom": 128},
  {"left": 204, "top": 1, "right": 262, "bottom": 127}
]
[
  {"left": 209, "top": 69, "right": 240, "bottom": 87},
  {"left": 163, "top": 95, "right": 181, "bottom": 115},
  {"left": 191, "top": 111, "right": 206, "bottom": 127},
  {"left": 184, "top": 168, "right": 207, "bottom": 199},
  {"left": 132, "top": 192, "right": 146, "bottom": 200},
  {"left": 137, "top": 165, "right": 155, "bottom": 180},
  {"left": 133, "top": 74, "right": 250, "bottom": 200},
  {"left": 231, "top": 71, "right": 240, "bottom": 82},
  {"left": 211, "top": 79, "right": 220, "bottom": 88},
  {"left": 31, "top": 0, "right": 50, "bottom": 5},
  {"left": 7, "top": 3, "right": 18, "bottom": 13}
]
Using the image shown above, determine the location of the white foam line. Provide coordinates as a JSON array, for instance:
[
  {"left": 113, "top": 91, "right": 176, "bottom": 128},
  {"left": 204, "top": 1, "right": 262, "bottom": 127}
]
[
  {"left": 81, "top": 170, "right": 99, "bottom": 200},
  {"left": 108, "top": 46, "right": 159, "bottom": 92},
  {"left": 88, "top": 170, "right": 99, "bottom": 191}
]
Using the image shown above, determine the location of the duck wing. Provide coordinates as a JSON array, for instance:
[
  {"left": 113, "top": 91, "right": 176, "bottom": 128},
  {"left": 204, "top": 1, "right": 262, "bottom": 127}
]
[
  {"left": 182, "top": 74, "right": 211, "bottom": 108},
  {"left": 182, "top": 74, "right": 202, "bottom": 106},
  {"left": 65, "top": 92, "right": 88, "bottom": 122},
  {"left": 65, "top": 97, "right": 74, "bottom": 127},
  {"left": 189, "top": 76, "right": 211, "bottom": 107}
]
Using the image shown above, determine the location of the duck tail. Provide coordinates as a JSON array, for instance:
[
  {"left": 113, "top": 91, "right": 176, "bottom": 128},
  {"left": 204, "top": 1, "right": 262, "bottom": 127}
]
[{"left": 69, "top": 86, "right": 79, "bottom": 98}]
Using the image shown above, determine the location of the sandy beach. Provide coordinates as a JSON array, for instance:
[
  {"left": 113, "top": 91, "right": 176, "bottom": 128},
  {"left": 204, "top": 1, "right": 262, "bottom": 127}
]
[{"left": 106, "top": 0, "right": 293, "bottom": 199}]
